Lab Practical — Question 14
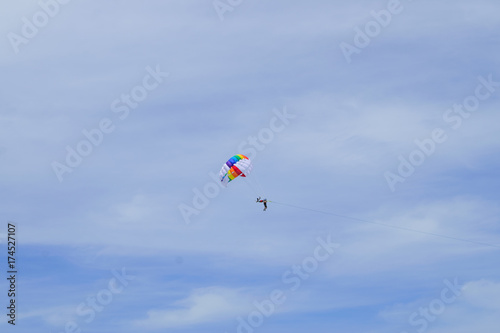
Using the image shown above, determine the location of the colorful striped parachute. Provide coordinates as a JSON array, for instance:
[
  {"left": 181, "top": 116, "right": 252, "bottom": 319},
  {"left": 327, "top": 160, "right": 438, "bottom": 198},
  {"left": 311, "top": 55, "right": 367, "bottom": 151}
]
[{"left": 219, "top": 154, "right": 253, "bottom": 187}]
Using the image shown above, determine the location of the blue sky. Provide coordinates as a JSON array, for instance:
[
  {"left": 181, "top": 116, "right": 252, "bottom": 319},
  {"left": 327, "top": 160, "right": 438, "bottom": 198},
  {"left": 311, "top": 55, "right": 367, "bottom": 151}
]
[{"left": 1, "top": 0, "right": 500, "bottom": 332}]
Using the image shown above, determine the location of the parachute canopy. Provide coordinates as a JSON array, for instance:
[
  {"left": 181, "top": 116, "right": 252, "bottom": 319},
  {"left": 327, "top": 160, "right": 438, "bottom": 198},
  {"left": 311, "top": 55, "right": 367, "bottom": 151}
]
[{"left": 219, "top": 154, "right": 253, "bottom": 187}]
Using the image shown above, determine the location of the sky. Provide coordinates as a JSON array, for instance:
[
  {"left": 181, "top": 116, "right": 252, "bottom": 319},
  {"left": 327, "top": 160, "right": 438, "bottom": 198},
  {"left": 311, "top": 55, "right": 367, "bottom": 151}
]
[{"left": 1, "top": 0, "right": 499, "bottom": 332}]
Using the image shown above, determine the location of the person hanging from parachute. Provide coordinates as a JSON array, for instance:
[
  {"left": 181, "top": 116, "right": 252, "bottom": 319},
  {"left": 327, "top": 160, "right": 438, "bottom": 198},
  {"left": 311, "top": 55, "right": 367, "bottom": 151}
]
[
  {"left": 256, "top": 197, "right": 268, "bottom": 211},
  {"left": 218, "top": 154, "right": 269, "bottom": 211}
]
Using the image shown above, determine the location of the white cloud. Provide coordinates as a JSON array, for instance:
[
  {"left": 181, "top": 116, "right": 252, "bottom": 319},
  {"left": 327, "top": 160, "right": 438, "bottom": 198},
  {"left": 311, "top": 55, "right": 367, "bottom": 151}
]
[
  {"left": 460, "top": 279, "right": 500, "bottom": 310},
  {"left": 133, "top": 286, "right": 253, "bottom": 329},
  {"left": 19, "top": 305, "right": 76, "bottom": 327},
  {"left": 380, "top": 279, "right": 500, "bottom": 333}
]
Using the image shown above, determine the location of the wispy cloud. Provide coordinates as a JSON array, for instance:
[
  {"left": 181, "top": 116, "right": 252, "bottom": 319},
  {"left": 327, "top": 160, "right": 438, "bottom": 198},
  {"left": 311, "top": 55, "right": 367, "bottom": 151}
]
[{"left": 133, "top": 287, "right": 253, "bottom": 329}]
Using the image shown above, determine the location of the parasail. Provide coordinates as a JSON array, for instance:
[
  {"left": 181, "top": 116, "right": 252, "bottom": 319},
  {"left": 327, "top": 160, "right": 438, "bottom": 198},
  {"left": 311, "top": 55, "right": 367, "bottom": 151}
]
[{"left": 219, "top": 154, "right": 253, "bottom": 187}]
